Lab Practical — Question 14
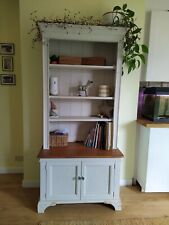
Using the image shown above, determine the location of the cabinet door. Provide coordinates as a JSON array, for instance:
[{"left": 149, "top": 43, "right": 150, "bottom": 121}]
[
  {"left": 144, "top": 11, "right": 169, "bottom": 81},
  {"left": 46, "top": 159, "right": 81, "bottom": 201},
  {"left": 81, "top": 159, "right": 115, "bottom": 201}
]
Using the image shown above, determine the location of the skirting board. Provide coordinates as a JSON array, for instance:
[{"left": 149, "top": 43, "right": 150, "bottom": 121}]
[
  {"left": 120, "top": 179, "right": 132, "bottom": 186},
  {"left": 0, "top": 167, "right": 23, "bottom": 174},
  {"left": 22, "top": 179, "right": 132, "bottom": 188},
  {"left": 22, "top": 180, "right": 40, "bottom": 188}
]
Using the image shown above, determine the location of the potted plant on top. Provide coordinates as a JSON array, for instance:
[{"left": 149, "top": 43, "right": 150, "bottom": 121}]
[{"left": 103, "top": 3, "right": 148, "bottom": 74}]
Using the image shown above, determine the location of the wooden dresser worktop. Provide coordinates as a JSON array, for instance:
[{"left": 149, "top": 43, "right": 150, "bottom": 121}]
[
  {"left": 38, "top": 143, "right": 124, "bottom": 159},
  {"left": 137, "top": 118, "right": 169, "bottom": 128}
]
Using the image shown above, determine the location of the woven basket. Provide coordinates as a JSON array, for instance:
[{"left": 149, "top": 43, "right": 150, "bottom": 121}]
[{"left": 50, "top": 134, "right": 68, "bottom": 147}]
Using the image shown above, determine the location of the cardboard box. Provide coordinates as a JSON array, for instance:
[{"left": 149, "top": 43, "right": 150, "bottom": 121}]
[
  {"left": 82, "top": 57, "right": 106, "bottom": 66},
  {"left": 59, "top": 55, "right": 82, "bottom": 65}
]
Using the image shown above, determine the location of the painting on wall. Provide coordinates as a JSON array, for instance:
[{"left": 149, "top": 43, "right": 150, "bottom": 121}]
[
  {"left": 2, "top": 56, "right": 14, "bottom": 72},
  {"left": 0, "top": 74, "right": 16, "bottom": 85},
  {"left": 0, "top": 43, "right": 15, "bottom": 55}
]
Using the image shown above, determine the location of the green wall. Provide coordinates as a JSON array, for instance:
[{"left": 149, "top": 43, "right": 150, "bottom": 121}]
[
  {"left": 1, "top": 0, "right": 145, "bottom": 183},
  {"left": 0, "top": 0, "right": 23, "bottom": 171}
]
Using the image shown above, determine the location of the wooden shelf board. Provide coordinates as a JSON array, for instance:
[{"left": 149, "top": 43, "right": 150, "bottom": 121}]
[
  {"left": 49, "top": 64, "right": 116, "bottom": 70},
  {"left": 49, "top": 116, "right": 112, "bottom": 122},
  {"left": 137, "top": 118, "right": 169, "bottom": 128},
  {"left": 38, "top": 142, "right": 124, "bottom": 158},
  {"left": 49, "top": 95, "right": 114, "bottom": 100}
]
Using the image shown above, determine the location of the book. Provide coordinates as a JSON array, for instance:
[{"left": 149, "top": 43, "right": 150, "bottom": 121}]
[
  {"left": 92, "top": 122, "right": 98, "bottom": 148},
  {"left": 105, "top": 122, "right": 113, "bottom": 150},
  {"left": 94, "top": 123, "right": 100, "bottom": 148},
  {"left": 84, "top": 122, "right": 113, "bottom": 150}
]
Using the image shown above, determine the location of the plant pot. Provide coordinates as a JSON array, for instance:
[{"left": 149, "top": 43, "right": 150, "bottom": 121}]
[
  {"left": 102, "top": 12, "right": 123, "bottom": 26},
  {"left": 102, "top": 12, "right": 113, "bottom": 25}
]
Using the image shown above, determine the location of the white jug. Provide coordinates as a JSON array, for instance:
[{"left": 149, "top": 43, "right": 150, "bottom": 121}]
[{"left": 50, "top": 76, "right": 58, "bottom": 95}]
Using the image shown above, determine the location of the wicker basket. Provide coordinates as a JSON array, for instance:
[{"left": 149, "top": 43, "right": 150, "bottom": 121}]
[{"left": 50, "top": 133, "right": 68, "bottom": 147}]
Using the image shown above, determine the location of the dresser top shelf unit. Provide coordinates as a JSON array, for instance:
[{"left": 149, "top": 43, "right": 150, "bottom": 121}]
[
  {"left": 39, "top": 22, "right": 125, "bottom": 149},
  {"left": 38, "top": 143, "right": 124, "bottom": 158},
  {"left": 49, "top": 64, "right": 116, "bottom": 70},
  {"left": 49, "top": 116, "right": 112, "bottom": 122}
]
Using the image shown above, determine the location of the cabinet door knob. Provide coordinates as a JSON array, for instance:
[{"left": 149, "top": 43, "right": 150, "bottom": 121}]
[{"left": 78, "top": 176, "right": 85, "bottom": 180}]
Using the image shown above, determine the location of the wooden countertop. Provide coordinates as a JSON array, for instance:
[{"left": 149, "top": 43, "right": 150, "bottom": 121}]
[
  {"left": 137, "top": 118, "right": 169, "bottom": 128},
  {"left": 38, "top": 143, "right": 124, "bottom": 159}
]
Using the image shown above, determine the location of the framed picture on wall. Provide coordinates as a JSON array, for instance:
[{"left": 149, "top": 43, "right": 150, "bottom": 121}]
[
  {"left": 0, "top": 74, "right": 16, "bottom": 85},
  {"left": 0, "top": 43, "right": 15, "bottom": 55},
  {"left": 2, "top": 56, "right": 14, "bottom": 71}
]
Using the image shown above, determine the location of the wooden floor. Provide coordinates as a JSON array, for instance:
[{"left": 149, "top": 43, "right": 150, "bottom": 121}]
[{"left": 0, "top": 174, "right": 169, "bottom": 225}]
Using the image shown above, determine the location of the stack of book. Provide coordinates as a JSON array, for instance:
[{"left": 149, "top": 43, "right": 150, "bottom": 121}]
[{"left": 84, "top": 122, "right": 113, "bottom": 150}]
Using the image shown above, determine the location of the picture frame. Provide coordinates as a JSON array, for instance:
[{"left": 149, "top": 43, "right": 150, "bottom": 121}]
[
  {"left": 0, "top": 43, "right": 15, "bottom": 55},
  {"left": 2, "top": 56, "right": 14, "bottom": 71},
  {"left": 0, "top": 74, "right": 16, "bottom": 85}
]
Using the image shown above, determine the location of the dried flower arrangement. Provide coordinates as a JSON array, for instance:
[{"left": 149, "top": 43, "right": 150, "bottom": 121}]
[
  {"left": 29, "top": 9, "right": 102, "bottom": 44},
  {"left": 29, "top": 4, "right": 148, "bottom": 74}
]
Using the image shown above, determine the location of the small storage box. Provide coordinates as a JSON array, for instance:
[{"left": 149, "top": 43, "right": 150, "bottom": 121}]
[
  {"left": 59, "top": 56, "right": 82, "bottom": 65},
  {"left": 82, "top": 57, "right": 106, "bottom": 66},
  {"left": 50, "top": 133, "right": 68, "bottom": 147}
]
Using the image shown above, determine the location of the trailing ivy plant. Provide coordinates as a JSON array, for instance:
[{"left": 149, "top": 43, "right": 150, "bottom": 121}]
[
  {"left": 29, "top": 4, "right": 148, "bottom": 74},
  {"left": 111, "top": 3, "right": 148, "bottom": 74}
]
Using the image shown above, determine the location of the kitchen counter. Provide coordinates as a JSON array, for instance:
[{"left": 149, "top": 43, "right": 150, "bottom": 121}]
[{"left": 137, "top": 118, "right": 169, "bottom": 128}]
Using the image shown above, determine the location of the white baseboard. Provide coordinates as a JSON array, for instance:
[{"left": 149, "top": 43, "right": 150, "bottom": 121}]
[
  {"left": 0, "top": 167, "right": 23, "bottom": 174},
  {"left": 120, "top": 179, "right": 132, "bottom": 186},
  {"left": 22, "top": 179, "right": 132, "bottom": 188},
  {"left": 22, "top": 180, "right": 40, "bottom": 188}
]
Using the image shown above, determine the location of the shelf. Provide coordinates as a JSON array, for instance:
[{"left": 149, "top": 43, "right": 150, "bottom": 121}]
[
  {"left": 49, "top": 116, "right": 112, "bottom": 122},
  {"left": 49, "top": 64, "right": 116, "bottom": 70},
  {"left": 49, "top": 95, "right": 114, "bottom": 100},
  {"left": 38, "top": 142, "right": 124, "bottom": 158}
]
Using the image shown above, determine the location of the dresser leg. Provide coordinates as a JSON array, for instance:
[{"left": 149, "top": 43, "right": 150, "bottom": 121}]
[
  {"left": 37, "top": 200, "right": 57, "bottom": 213},
  {"left": 104, "top": 198, "right": 122, "bottom": 211}
]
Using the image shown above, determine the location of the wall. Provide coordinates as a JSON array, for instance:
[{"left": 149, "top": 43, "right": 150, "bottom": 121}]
[
  {"left": 0, "top": 0, "right": 23, "bottom": 172},
  {"left": 19, "top": 0, "right": 145, "bottom": 186}
]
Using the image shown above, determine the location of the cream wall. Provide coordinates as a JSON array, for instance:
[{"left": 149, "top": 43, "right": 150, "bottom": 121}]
[
  {"left": 0, "top": 0, "right": 23, "bottom": 172},
  {"left": 18, "top": 0, "right": 145, "bottom": 184}
]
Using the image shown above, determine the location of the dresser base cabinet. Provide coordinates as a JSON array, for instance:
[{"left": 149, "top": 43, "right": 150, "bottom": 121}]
[{"left": 38, "top": 158, "right": 122, "bottom": 213}]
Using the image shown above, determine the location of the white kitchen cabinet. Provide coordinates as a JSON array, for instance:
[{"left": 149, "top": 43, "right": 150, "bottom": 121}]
[
  {"left": 136, "top": 120, "right": 169, "bottom": 192},
  {"left": 141, "top": 11, "right": 169, "bottom": 81},
  {"left": 37, "top": 147, "right": 123, "bottom": 213}
]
